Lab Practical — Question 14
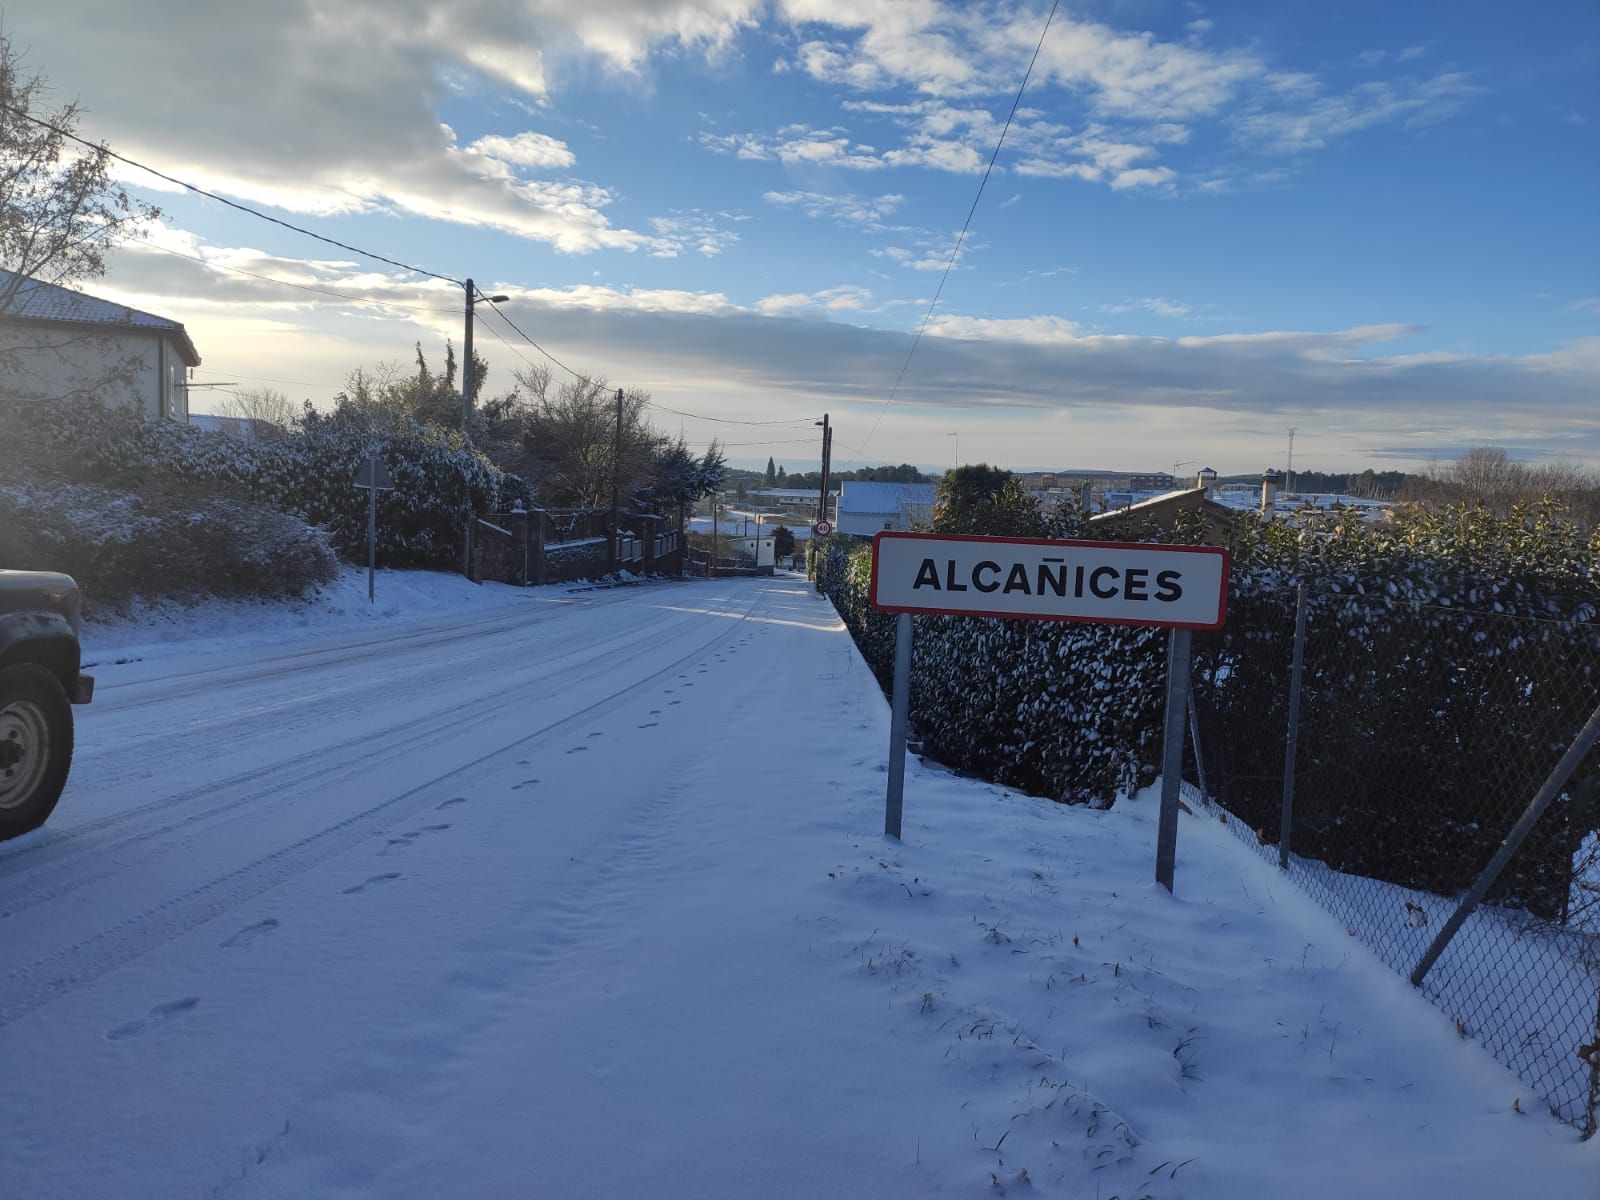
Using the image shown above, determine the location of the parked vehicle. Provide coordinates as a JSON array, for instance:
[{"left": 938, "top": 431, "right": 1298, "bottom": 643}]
[{"left": 0, "top": 571, "right": 93, "bottom": 841}]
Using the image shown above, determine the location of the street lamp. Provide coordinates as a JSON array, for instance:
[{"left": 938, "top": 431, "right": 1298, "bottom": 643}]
[
  {"left": 460, "top": 279, "right": 511, "bottom": 576},
  {"left": 948, "top": 431, "right": 959, "bottom": 468},
  {"left": 463, "top": 279, "right": 511, "bottom": 445}
]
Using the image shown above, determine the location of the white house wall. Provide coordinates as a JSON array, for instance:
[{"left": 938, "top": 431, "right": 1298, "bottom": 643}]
[{"left": 0, "top": 323, "right": 182, "bottom": 420}]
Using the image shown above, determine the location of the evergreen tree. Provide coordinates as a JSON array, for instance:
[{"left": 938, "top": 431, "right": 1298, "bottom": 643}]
[{"left": 765, "top": 457, "right": 777, "bottom": 487}]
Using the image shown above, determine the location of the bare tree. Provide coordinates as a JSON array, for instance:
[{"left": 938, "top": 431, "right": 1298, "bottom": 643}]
[
  {"left": 508, "top": 369, "right": 661, "bottom": 509},
  {"left": 216, "top": 384, "right": 296, "bottom": 433},
  {"left": 0, "top": 34, "right": 156, "bottom": 312}
]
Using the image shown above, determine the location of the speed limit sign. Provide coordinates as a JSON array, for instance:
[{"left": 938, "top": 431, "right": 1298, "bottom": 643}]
[{"left": 813, "top": 520, "right": 833, "bottom": 537}]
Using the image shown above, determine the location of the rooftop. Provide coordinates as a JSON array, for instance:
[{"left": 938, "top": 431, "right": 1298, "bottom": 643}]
[
  {"left": 836, "top": 481, "right": 937, "bottom": 514},
  {"left": 0, "top": 270, "right": 200, "bottom": 366}
]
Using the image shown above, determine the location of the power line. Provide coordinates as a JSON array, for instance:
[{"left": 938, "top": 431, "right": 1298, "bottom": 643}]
[
  {"left": 645, "top": 400, "right": 818, "bottom": 428},
  {"left": 477, "top": 297, "right": 820, "bottom": 429},
  {"left": 842, "top": 0, "right": 1060, "bottom": 468},
  {"left": 136, "top": 240, "right": 459, "bottom": 317},
  {"left": 477, "top": 295, "right": 585, "bottom": 380},
  {"left": 2, "top": 101, "right": 462, "bottom": 285}
]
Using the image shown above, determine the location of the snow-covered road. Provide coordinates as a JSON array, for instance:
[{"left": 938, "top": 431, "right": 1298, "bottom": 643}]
[{"left": 1, "top": 574, "right": 1594, "bottom": 1198}]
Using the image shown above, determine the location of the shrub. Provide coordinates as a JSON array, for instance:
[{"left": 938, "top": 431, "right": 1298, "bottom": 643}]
[
  {"left": 0, "top": 392, "right": 512, "bottom": 573},
  {"left": 0, "top": 478, "right": 339, "bottom": 613}
]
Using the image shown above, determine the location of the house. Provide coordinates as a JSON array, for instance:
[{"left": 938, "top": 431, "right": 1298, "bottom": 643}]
[
  {"left": 835, "top": 481, "right": 936, "bottom": 536},
  {"left": 1088, "top": 469, "right": 1246, "bottom": 548},
  {"left": 749, "top": 486, "right": 838, "bottom": 517},
  {"left": 0, "top": 270, "right": 200, "bottom": 421}
]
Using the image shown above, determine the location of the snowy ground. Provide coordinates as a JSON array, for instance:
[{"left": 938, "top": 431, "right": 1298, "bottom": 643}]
[{"left": 2, "top": 572, "right": 1594, "bottom": 1198}]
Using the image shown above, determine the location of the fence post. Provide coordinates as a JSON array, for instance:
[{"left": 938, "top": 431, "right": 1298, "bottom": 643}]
[
  {"left": 885, "top": 612, "right": 913, "bottom": 840},
  {"left": 1187, "top": 691, "right": 1208, "bottom": 801},
  {"left": 1410, "top": 697, "right": 1600, "bottom": 987},
  {"left": 530, "top": 509, "right": 547, "bottom": 587},
  {"left": 1156, "top": 627, "right": 1192, "bottom": 892},
  {"left": 1279, "top": 583, "right": 1309, "bottom": 870}
]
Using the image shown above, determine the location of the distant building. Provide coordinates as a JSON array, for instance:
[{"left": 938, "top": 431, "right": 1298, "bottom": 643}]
[
  {"left": 0, "top": 270, "right": 200, "bottom": 421},
  {"left": 189, "top": 413, "right": 281, "bottom": 441},
  {"left": 835, "top": 481, "right": 936, "bottom": 536},
  {"left": 749, "top": 487, "right": 837, "bottom": 518},
  {"left": 1089, "top": 486, "right": 1244, "bottom": 548}
]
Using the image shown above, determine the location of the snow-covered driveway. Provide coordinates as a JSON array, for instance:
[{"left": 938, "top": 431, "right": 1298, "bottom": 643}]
[{"left": 1, "top": 574, "right": 1593, "bottom": 1198}]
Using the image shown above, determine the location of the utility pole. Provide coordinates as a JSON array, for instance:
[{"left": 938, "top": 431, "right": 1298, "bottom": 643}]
[
  {"left": 816, "top": 413, "right": 833, "bottom": 527},
  {"left": 609, "top": 386, "right": 623, "bottom": 575},
  {"left": 711, "top": 491, "right": 719, "bottom": 575},
  {"left": 460, "top": 279, "right": 508, "bottom": 576},
  {"left": 463, "top": 278, "right": 476, "bottom": 448},
  {"left": 1286, "top": 427, "right": 1298, "bottom": 496}
]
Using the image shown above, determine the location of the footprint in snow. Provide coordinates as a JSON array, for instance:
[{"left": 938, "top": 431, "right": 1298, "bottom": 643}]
[
  {"left": 512, "top": 779, "right": 540, "bottom": 791},
  {"left": 566, "top": 746, "right": 588, "bottom": 754},
  {"left": 637, "top": 722, "right": 659, "bottom": 729},
  {"left": 422, "top": 823, "right": 450, "bottom": 833},
  {"left": 220, "top": 919, "right": 279, "bottom": 949},
  {"left": 587, "top": 732, "right": 604, "bottom": 739},
  {"left": 107, "top": 997, "right": 199, "bottom": 1041},
  {"left": 437, "top": 796, "right": 469, "bottom": 809},
  {"left": 343, "top": 872, "right": 401, "bottom": 895},
  {"left": 669, "top": 700, "right": 682, "bottom": 706}
]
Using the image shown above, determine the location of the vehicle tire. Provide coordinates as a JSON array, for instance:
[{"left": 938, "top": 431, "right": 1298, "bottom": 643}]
[{"left": 0, "top": 663, "right": 74, "bottom": 842}]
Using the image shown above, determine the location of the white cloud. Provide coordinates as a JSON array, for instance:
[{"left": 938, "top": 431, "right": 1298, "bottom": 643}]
[
  {"left": 1110, "top": 166, "right": 1177, "bottom": 190},
  {"left": 1236, "top": 73, "right": 1480, "bottom": 153},
  {"left": 19, "top": 1, "right": 766, "bottom": 256},
  {"left": 468, "top": 132, "right": 577, "bottom": 170},
  {"left": 95, "top": 231, "right": 1600, "bottom": 467},
  {"left": 924, "top": 314, "right": 1082, "bottom": 343},
  {"left": 649, "top": 211, "right": 741, "bottom": 257},
  {"left": 757, "top": 284, "right": 874, "bottom": 315},
  {"left": 763, "top": 190, "right": 905, "bottom": 226}
]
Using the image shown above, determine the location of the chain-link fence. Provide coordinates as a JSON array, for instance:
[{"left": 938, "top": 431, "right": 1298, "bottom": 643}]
[{"left": 1188, "top": 589, "right": 1600, "bottom": 1135}]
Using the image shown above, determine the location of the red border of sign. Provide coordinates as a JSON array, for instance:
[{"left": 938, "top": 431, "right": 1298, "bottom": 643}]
[{"left": 866, "top": 531, "right": 1230, "bottom": 631}]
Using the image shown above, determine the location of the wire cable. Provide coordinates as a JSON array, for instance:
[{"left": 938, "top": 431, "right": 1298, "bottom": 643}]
[
  {"left": 135, "top": 240, "right": 460, "bottom": 316},
  {"left": 841, "top": 0, "right": 1060, "bottom": 467},
  {"left": 476, "top": 295, "right": 585, "bottom": 380},
  {"left": 1, "top": 102, "right": 462, "bottom": 285}
]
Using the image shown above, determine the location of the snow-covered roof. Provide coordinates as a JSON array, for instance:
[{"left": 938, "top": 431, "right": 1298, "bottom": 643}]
[
  {"left": 752, "top": 487, "right": 835, "bottom": 498},
  {"left": 0, "top": 270, "right": 200, "bottom": 366},
  {"left": 836, "top": 481, "right": 936, "bottom": 514}
]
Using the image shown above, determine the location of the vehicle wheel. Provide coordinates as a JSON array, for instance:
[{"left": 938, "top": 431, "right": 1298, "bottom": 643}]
[{"left": 0, "top": 664, "right": 74, "bottom": 842}]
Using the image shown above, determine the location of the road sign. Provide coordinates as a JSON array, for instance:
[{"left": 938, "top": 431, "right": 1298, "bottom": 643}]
[
  {"left": 813, "top": 520, "right": 833, "bottom": 537},
  {"left": 355, "top": 458, "right": 395, "bottom": 491},
  {"left": 865, "top": 531, "right": 1229, "bottom": 891},
  {"left": 868, "top": 532, "right": 1228, "bottom": 631}
]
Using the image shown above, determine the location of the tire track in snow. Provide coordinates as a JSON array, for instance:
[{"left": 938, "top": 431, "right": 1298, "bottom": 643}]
[
  {"left": 0, "top": 595, "right": 730, "bottom": 915},
  {"left": 0, "top": 584, "right": 766, "bottom": 1028}
]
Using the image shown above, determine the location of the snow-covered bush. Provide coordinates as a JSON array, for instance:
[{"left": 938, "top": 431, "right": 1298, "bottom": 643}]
[
  {"left": 0, "top": 479, "right": 338, "bottom": 612},
  {"left": 821, "top": 497, "right": 1599, "bottom": 921},
  {"left": 816, "top": 522, "right": 1167, "bottom": 808},
  {"left": 0, "top": 392, "right": 511, "bottom": 573},
  {"left": 1198, "top": 502, "right": 1600, "bottom": 920}
]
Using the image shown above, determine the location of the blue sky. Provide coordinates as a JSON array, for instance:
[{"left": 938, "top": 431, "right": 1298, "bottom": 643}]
[{"left": 15, "top": 1, "right": 1598, "bottom": 474}]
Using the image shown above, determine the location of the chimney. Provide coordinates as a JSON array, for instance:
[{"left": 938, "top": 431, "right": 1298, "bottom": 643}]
[
  {"left": 1261, "top": 468, "right": 1283, "bottom": 514},
  {"left": 1196, "top": 466, "right": 1218, "bottom": 496}
]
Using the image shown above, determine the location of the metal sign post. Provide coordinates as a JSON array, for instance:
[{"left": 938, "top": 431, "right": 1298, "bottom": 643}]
[
  {"left": 866, "top": 532, "right": 1228, "bottom": 888},
  {"left": 354, "top": 453, "right": 396, "bottom": 603},
  {"left": 1156, "top": 627, "right": 1192, "bottom": 892},
  {"left": 884, "top": 612, "right": 912, "bottom": 839}
]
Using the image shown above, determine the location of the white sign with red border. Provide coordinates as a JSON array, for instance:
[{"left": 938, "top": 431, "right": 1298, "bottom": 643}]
[
  {"left": 813, "top": 520, "right": 833, "bottom": 537},
  {"left": 869, "top": 532, "right": 1228, "bottom": 631}
]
